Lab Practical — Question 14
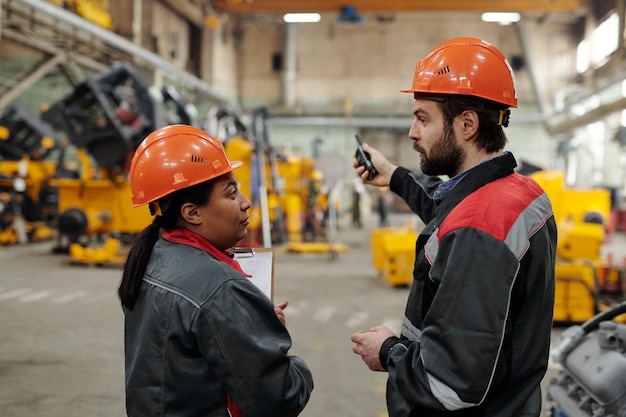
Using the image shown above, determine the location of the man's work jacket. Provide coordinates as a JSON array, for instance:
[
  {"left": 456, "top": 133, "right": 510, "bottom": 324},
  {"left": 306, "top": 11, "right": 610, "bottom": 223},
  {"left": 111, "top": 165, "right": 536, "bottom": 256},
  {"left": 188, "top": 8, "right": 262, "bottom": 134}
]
[{"left": 381, "top": 152, "right": 557, "bottom": 417}]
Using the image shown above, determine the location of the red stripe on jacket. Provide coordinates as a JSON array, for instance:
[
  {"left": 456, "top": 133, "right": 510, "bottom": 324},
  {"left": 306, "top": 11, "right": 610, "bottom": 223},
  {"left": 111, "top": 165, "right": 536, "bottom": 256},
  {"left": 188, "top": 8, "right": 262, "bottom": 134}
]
[{"left": 437, "top": 173, "right": 545, "bottom": 242}]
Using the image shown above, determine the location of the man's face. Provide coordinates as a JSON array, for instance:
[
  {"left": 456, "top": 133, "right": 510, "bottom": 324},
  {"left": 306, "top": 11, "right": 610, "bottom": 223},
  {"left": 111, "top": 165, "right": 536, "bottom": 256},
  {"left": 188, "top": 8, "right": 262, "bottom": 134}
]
[{"left": 408, "top": 99, "right": 465, "bottom": 177}]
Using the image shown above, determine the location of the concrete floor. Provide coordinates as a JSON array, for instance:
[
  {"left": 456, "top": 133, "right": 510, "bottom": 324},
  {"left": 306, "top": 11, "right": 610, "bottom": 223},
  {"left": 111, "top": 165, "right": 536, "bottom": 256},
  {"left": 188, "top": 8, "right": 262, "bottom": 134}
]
[{"left": 0, "top": 211, "right": 621, "bottom": 417}]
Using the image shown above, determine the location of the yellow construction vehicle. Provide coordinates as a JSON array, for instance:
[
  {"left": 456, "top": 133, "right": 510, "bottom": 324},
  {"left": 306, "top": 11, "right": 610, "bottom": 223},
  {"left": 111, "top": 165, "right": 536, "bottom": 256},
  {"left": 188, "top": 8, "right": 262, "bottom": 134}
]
[
  {"left": 42, "top": 62, "right": 170, "bottom": 263},
  {"left": 0, "top": 104, "right": 62, "bottom": 244}
]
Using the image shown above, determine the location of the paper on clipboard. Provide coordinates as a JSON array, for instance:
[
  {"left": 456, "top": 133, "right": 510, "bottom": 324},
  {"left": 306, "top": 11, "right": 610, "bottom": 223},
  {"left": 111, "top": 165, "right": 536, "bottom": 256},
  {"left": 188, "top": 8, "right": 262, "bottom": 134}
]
[{"left": 232, "top": 248, "right": 274, "bottom": 300}]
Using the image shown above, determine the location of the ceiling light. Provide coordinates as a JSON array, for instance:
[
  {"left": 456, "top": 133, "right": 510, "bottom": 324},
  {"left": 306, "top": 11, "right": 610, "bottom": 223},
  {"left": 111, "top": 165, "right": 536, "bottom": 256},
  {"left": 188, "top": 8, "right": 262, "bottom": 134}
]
[
  {"left": 283, "top": 13, "right": 321, "bottom": 23},
  {"left": 481, "top": 12, "right": 521, "bottom": 24}
]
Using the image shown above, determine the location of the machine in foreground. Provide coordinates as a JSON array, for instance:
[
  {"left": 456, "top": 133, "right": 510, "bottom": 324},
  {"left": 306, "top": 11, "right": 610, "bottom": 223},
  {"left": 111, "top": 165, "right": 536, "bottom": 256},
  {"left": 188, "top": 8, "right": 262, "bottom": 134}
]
[{"left": 548, "top": 301, "right": 626, "bottom": 417}]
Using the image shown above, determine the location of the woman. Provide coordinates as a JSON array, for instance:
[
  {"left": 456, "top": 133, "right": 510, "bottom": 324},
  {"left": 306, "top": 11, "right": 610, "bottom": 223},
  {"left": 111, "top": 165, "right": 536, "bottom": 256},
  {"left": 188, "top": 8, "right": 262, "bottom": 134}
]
[{"left": 118, "top": 124, "right": 313, "bottom": 417}]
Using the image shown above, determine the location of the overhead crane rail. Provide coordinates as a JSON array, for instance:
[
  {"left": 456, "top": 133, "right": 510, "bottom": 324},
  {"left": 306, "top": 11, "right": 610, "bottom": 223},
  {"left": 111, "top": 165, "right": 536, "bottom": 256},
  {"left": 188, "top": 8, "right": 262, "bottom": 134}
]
[{"left": 214, "top": 0, "right": 580, "bottom": 13}]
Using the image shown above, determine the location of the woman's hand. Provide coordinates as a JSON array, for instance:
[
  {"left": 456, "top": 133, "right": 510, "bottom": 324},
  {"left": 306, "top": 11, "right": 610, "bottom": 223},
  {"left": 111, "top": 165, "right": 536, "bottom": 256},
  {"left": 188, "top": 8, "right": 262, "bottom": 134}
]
[{"left": 274, "top": 301, "right": 288, "bottom": 326}]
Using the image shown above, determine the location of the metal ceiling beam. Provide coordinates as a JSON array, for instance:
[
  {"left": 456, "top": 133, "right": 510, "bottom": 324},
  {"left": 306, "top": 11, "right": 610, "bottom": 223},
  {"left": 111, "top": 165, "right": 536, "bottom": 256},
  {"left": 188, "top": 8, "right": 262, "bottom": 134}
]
[
  {"left": 0, "top": 53, "right": 66, "bottom": 110},
  {"left": 1, "top": 29, "right": 109, "bottom": 73},
  {"left": 214, "top": 0, "right": 580, "bottom": 13},
  {"left": 2, "top": 0, "right": 241, "bottom": 111}
]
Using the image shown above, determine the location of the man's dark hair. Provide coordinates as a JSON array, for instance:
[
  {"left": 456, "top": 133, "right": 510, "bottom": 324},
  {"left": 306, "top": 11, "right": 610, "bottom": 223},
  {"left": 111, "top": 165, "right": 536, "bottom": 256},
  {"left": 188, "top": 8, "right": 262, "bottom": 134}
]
[{"left": 438, "top": 95, "right": 509, "bottom": 153}]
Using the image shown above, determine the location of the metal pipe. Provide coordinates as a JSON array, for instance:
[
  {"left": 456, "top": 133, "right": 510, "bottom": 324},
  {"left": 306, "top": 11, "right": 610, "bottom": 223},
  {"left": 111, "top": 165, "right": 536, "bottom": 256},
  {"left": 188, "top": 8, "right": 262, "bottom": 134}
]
[
  {"left": 283, "top": 23, "right": 297, "bottom": 108},
  {"left": 268, "top": 113, "right": 546, "bottom": 128},
  {"left": 211, "top": 27, "right": 220, "bottom": 86},
  {"left": 514, "top": 19, "right": 549, "bottom": 122},
  {"left": 1, "top": 28, "right": 108, "bottom": 73},
  {"left": 11, "top": 0, "right": 240, "bottom": 111},
  {"left": 132, "top": 0, "right": 142, "bottom": 46},
  {"left": 618, "top": 0, "right": 626, "bottom": 58}
]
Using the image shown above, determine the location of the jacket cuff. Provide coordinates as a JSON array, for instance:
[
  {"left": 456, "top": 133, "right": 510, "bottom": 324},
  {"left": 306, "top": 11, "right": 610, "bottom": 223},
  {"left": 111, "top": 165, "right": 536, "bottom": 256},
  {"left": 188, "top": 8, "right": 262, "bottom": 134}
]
[
  {"left": 389, "top": 166, "right": 411, "bottom": 194},
  {"left": 379, "top": 336, "right": 400, "bottom": 371}
]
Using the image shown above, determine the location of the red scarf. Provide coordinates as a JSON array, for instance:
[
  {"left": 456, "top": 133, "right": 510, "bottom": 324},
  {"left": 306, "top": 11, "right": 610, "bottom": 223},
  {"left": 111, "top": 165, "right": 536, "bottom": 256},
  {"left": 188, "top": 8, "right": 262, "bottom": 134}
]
[
  {"left": 161, "top": 228, "right": 247, "bottom": 417},
  {"left": 162, "top": 228, "right": 251, "bottom": 277}
]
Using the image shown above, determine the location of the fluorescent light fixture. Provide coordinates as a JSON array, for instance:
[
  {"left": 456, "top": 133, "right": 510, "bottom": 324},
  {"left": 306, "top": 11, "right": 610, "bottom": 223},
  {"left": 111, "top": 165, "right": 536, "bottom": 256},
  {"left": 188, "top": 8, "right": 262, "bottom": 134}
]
[
  {"left": 481, "top": 12, "right": 521, "bottom": 23},
  {"left": 283, "top": 13, "right": 321, "bottom": 23}
]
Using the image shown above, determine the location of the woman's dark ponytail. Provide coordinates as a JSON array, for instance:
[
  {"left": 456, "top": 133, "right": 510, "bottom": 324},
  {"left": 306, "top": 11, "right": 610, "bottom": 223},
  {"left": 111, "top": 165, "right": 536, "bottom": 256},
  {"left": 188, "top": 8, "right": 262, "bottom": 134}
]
[
  {"left": 118, "top": 217, "right": 162, "bottom": 309},
  {"left": 117, "top": 180, "right": 215, "bottom": 309}
]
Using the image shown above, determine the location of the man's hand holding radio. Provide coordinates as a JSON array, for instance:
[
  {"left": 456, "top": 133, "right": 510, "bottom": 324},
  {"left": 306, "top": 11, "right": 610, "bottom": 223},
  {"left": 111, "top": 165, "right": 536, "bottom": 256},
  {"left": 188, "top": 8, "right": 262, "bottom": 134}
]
[{"left": 353, "top": 141, "right": 397, "bottom": 187}]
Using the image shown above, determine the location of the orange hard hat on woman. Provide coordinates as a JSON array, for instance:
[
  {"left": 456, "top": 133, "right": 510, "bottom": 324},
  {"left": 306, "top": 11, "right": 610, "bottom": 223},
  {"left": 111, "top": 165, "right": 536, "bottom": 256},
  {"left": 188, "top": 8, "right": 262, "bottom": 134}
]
[
  {"left": 129, "top": 124, "right": 242, "bottom": 207},
  {"left": 402, "top": 37, "right": 518, "bottom": 108}
]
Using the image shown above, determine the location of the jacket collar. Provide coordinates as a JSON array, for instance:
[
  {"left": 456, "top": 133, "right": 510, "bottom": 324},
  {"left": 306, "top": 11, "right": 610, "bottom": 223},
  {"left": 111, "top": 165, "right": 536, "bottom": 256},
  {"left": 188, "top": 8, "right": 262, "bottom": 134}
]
[
  {"left": 435, "top": 151, "right": 517, "bottom": 221},
  {"left": 162, "top": 228, "right": 251, "bottom": 277}
]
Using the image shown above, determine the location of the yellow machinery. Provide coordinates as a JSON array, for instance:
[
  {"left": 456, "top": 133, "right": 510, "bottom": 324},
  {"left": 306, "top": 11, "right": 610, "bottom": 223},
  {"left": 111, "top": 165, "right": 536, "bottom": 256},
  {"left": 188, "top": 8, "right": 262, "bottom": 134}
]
[
  {"left": 279, "top": 154, "right": 348, "bottom": 254},
  {"left": 42, "top": 62, "right": 169, "bottom": 264},
  {"left": 210, "top": 108, "right": 285, "bottom": 249},
  {"left": 0, "top": 104, "right": 62, "bottom": 245},
  {"left": 48, "top": 0, "right": 112, "bottom": 29},
  {"left": 530, "top": 170, "right": 623, "bottom": 323},
  {"left": 221, "top": 107, "right": 347, "bottom": 254},
  {"left": 371, "top": 223, "right": 417, "bottom": 286},
  {"left": 49, "top": 148, "right": 152, "bottom": 261}
]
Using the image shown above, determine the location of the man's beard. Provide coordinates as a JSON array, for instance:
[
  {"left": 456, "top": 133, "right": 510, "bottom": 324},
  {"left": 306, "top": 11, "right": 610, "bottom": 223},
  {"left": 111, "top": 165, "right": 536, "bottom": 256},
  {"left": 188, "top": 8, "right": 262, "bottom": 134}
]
[{"left": 414, "top": 126, "right": 465, "bottom": 177}]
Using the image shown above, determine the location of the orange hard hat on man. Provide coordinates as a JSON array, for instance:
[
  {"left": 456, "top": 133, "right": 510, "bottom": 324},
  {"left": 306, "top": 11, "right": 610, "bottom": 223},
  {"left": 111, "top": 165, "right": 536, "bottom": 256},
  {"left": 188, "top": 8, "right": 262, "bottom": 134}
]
[
  {"left": 129, "top": 124, "right": 242, "bottom": 207},
  {"left": 402, "top": 37, "right": 518, "bottom": 108}
]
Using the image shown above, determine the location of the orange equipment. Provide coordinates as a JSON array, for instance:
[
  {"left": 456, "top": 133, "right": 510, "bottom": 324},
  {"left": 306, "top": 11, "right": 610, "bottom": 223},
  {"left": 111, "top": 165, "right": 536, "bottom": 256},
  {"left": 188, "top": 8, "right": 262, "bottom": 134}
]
[{"left": 401, "top": 37, "right": 518, "bottom": 108}]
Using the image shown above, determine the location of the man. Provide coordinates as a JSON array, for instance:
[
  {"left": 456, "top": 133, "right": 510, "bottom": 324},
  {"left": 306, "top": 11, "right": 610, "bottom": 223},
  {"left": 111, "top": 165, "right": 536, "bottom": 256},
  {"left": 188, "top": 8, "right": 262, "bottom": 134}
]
[{"left": 351, "top": 37, "right": 557, "bottom": 417}]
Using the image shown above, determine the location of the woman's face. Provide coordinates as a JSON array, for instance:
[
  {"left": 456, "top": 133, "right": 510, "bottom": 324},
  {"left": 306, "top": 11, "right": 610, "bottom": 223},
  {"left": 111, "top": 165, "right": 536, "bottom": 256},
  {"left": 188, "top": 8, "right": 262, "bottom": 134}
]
[{"left": 196, "top": 172, "right": 251, "bottom": 251}]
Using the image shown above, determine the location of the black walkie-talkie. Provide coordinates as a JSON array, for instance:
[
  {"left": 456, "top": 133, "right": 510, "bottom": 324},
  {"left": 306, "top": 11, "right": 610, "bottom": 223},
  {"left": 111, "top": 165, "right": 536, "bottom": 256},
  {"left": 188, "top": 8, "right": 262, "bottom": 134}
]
[{"left": 355, "top": 134, "right": 378, "bottom": 180}]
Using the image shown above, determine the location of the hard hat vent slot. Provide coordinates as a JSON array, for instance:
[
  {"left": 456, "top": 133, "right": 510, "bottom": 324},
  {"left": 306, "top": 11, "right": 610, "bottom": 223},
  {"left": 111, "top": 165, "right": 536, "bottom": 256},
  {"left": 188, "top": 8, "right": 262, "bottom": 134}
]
[
  {"left": 190, "top": 155, "right": 208, "bottom": 164},
  {"left": 436, "top": 66, "right": 450, "bottom": 76}
]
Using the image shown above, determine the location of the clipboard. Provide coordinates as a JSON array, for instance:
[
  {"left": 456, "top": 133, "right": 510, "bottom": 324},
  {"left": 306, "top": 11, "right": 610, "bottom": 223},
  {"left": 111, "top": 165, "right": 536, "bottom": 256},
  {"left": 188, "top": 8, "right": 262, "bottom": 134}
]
[{"left": 232, "top": 247, "right": 275, "bottom": 300}]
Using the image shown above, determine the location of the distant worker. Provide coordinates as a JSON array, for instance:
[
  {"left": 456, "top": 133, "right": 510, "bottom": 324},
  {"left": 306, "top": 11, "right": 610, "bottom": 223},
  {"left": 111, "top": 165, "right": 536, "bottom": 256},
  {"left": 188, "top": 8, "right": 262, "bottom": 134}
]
[
  {"left": 118, "top": 125, "right": 313, "bottom": 417},
  {"left": 351, "top": 38, "right": 557, "bottom": 416},
  {"left": 377, "top": 187, "right": 391, "bottom": 227},
  {"left": 303, "top": 170, "right": 324, "bottom": 241},
  {"left": 352, "top": 176, "right": 366, "bottom": 228}
]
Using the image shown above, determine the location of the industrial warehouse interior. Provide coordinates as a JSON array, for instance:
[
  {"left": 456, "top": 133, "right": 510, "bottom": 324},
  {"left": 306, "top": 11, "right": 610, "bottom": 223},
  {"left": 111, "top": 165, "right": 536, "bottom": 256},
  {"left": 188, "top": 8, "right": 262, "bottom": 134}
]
[{"left": 1, "top": 0, "right": 626, "bottom": 416}]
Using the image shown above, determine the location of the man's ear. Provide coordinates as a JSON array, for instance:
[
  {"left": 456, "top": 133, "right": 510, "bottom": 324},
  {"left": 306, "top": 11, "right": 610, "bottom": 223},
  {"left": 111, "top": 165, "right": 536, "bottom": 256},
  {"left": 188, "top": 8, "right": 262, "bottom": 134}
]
[
  {"left": 460, "top": 110, "right": 479, "bottom": 140},
  {"left": 180, "top": 202, "right": 202, "bottom": 225}
]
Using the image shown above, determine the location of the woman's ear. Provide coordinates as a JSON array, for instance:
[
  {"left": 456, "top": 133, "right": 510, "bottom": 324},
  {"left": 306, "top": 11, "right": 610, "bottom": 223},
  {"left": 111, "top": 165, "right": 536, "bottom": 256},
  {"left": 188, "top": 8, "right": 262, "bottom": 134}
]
[{"left": 180, "top": 202, "right": 202, "bottom": 225}]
